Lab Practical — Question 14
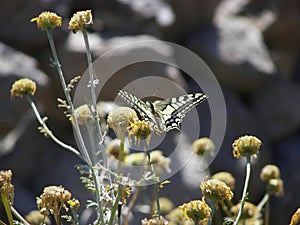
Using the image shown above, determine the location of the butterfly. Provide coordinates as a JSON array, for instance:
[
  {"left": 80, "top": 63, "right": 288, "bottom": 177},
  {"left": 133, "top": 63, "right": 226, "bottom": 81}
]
[{"left": 118, "top": 90, "right": 208, "bottom": 133}]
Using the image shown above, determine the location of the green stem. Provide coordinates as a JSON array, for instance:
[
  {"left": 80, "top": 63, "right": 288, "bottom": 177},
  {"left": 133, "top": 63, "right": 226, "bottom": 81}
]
[
  {"left": 117, "top": 137, "right": 125, "bottom": 173},
  {"left": 26, "top": 95, "right": 81, "bottom": 157},
  {"left": 255, "top": 192, "right": 269, "bottom": 225},
  {"left": 46, "top": 29, "right": 91, "bottom": 165},
  {"left": 1, "top": 194, "right": 13, "bottom": 225},
  {"left": 233, "top": 154, "right": 251, "bottom": 225},
  {"left": 10, "top": 206, "right": 30, "bottom": 225},
  {"left": 108, "top": 184, "right": 124, "bottom": 225},
  {"left": 207, "top": 199, "right": 216, "bottom": 225},
  {"left": 91, "top": 167, "right": 105, "bottom": 225}
]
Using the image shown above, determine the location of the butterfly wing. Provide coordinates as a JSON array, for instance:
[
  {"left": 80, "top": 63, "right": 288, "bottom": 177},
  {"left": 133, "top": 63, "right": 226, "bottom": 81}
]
[
  {"left": 117, "top": 90, "right": 158, "bottom": 129},
  {"left": 153, "top": 93, "right": 208, "bottom": 132}
]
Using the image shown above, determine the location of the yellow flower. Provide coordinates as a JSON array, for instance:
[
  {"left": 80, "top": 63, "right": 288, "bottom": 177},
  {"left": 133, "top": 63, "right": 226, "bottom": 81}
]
[
  {"left": 232, "top": 135, "right": 262, "bottom": 158},
  {"left": 267, "top": 178, "right": 284, "bottom": 197},
  {"left": 231, "top": 202, "right": 257, "bottom": 219},
  {"left": 260, "top": 164, "right": 281, "bottom": 182},
  {"left": 200, "top": 179, "right": 233, "bottom": 206},
  {"left": 68, "top": 10, "right": 93, "bottom": 33},
  {"left": 141, "top": 215, "right": 169, "bottom": 225},
  {"left": 290, "top": 208, "right": 300, "bottom": 225},
  {"left": 180, "top": 199, "right": 211, "bottom": 223},
  {"left": 31, "top": 11, "right": 62, "bottom": 30},
  {"left": 0, "top": 170, "right": 14, "bottom": 205},
  {"left": 211, "top": 171, "right": 235, "bottom": 190},
  {"left": 192, "top": 137, "right": 215, "bottom": 156},
  {"left": 25, "top": 210, "right": 50, "bottom": 225},
  {"left": 128, "top": 120, "right": 152, "bottom": 146},
  {"left": 107, "top": 107, "right": 138, "bottom": 139},
  {"left": 10, "top": 78, "right": 36, "bottom": 98},
  {"left": 37, "top": 186, "right": 72, "bottom": 216}
]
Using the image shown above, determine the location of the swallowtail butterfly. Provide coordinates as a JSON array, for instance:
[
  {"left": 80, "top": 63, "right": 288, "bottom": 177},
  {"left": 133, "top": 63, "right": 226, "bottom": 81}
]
[{"left": 118, "top": 90, "right": 208, "bottom": 133}]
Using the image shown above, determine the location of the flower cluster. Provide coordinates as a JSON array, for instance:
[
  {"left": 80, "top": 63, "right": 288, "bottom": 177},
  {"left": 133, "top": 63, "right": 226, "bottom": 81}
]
[
  {"left": 232, "top": 135, "right": 262, "bottom": 158},
  {"left": 10, "top": 78, "right": 36, "bottom": 98},
  {"left": 0, "top": 170, "right": 14, "bottom": 205},
  {"left": 31, "top": 11, "right": 62, "bottom": 30},
  {"left": 68, "top": 10, "right": 93, "bottom": 33},
  {"left": 180, "top": 199, "right": 211, "bottom": 223},
  {"left": 260, "top": 164, "right": 284, "bottom": 196}
]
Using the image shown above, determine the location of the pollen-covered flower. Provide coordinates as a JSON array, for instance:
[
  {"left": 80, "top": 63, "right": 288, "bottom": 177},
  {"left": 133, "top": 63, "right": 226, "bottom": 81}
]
[
  {"left": 31, "top": 11, "right": 62, "bottom": 30},
  {"left": 180, "top": 199, "right": 211, "bottom": 223},
  {"left": 260, "top": 164, "right": 281, "bottom": 182},
  {"left": 141, "top": 215, "right": 169, "bottom": 225},
  {"left": 106, "top": 138, "right": 129, "bottom": 160},
  {"left": 211, "top": 171, "right": 235, "bottom": 191},
  {"left": 10, "top": 78, "right": 36, "bottom": 98},
  {"left": 200, "top": 179, "right": 233, "bottom": 205},
  {"left": 37, "top": 186, "right": 72, "bottom": 216},
  {"left": 231, "top": 202, "right": 257, "bottom": 219},
  {"left": 68, "top": 10, "right": 93, "bottom": 33},
  {"left": 107, "top": 107, "right": 138, "bottom": 139},
  {"left": 232, "top": 135, "right": 262, "bottom": 158},
  {"left": 0, "top": 170, "right": 14, "bottom": 205},
  {"left": 267, "top": 178, "right": 284, "bottom": 196},
  {"left": 25, "top": 210, "right": 50, "bottom": 225},
  {"left": 128, "top": 120, "right": 152, "bottom": 145},
  {"left": 290, "top": 208, "right": 300, "bottom": 225},
  {"left": 192, "top": 137, "right": 215, "bottom": 156}
]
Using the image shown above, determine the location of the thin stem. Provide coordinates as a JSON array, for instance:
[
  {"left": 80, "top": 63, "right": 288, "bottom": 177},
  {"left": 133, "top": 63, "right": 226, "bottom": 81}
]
[
  {"left": 10, "top": 206, "right": 30, "bottom": 225},
  {"left": 46, "top": 29, "right": 91, "bottom": 165},
  {"left": 124, "top": 186, "right": 141, "bottom": 225},
  {"left": 265, "top": 197, "right": 270, "bottom": 225},
  {"left": 1, "top": 194, "right": 13, "bottom": 225},
  {"left": 54, "top": 212, "right": 62, "bottom": 225},
  {"left": 117, "top": 137, "right": 125, "bottom": 174},
  {"left": 207, "top": 199, "right": 216, "bottom": 225},
  {"left": 25, "top": 95, "right": 81, "bottom": 157},
  {"left": 91, "top": 167, "right": 105, "bottom": 225},
  {"left": 108, "top": 184, "right": 124, "bottom": 225},
  {"left": 233, "top": 155, "right": 251, "bottom": 225},
  {"left": 0, "top": 220, "right": 6, "bottom": 225}
]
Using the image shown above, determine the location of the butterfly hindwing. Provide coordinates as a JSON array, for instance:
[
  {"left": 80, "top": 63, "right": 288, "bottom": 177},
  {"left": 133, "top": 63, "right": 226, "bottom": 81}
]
[{"left": 117, "top": 90, "right": 208, "bottom": 132}]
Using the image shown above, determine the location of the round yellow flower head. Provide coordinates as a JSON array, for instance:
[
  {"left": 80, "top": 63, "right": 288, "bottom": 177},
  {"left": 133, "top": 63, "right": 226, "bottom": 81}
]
[
  {"left": 231, "top": 202, "right": 257, "bottom": 219},
  {"left": 180, "top": 199, "right": 211, "bottom": 223},
  {"left": 128, "top": 120, "right": 152, "bottom": 145},
  {"left": 232, "top": 135, "right": 262, "bottom": 158},
  {"left": 31, "top": 11, "right": 62, "bottom": 30},
  {"left": 290, "top": 208, "right": 300, "bottom": 225},
  {"left": 267, "top": 178, "right": 284, "bottom": 197},
  {"left": 107, "top": 107, "right": 138, "bottom": 139},
  {"left": 260, "top": 164, "right": 281, "bottom": 182},
  {"left": 141, "top": 216, "right": 169, "bottom": 225},
  {"left": 192, "top": 137, "right": 215, "bottom": 156},
  {"left": 200, "top": 179, "right": 233, "bottom": 205},
  {"left": 11, "top": 78, "right": 36, "bottom": 98},
  {"left": 68, "top": 10, "right": 93, "bottom": 33},
  {"left": 37, "top": 186, "right": 72, "bottom": 216},
  {"left": 211, "top": 171, "right": 235, "bottom": 191},
  {"left": 0, "top": 170, "right": 14, "bottom": 205}
]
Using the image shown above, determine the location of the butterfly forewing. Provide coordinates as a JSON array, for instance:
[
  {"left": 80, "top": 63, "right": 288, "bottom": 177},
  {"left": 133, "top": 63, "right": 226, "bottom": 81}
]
[{"left": 117, "top": 90, "right": 208, "bottom": 133}]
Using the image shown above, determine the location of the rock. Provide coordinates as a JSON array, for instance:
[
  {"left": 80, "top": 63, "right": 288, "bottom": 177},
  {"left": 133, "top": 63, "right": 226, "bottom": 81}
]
[{"left": 252, "top": 79, "right": 300, "bottom": 141}]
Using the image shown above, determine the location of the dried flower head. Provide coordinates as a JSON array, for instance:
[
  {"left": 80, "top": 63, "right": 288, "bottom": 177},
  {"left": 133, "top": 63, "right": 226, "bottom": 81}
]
[
  {"left": 37, "top": 186, "right": 72, "bottom": 216},
  {"left": 290, "top": 208, "right": 300, "bottom": 225},
  {"left": 200, "top": 179, "right": 233, "bottom": 205},
  {"left": 141, "top": 215, "right": 169, "bottom": 225},
  {"left": 128, "top": 120, "right": 152, "bottom": 145},
  {"left": 0, "top": 170, "right": 14, "bottom": 205},
  {"left": 107, "top": 107, "right": 138, "bottom": 139},
  {"left": 267, "top": 178, "right": 284, "bottom": 196},
  {"left": 180, "top": 199, "right": 211, "bottom": 223},
  {"left": 31, "top": 11, "right": 62, "bottom": 30},
  {"left": 211, "top": 171, "right": 235, "bottom": 190},
  {"left": 25, "top": 210, "right": 50, "bottom": 225},
  {"left": 192, "top": 137, "right": 215, "bottom": 156},
  {"left": 68, "top": 10, "right": 93, "bottom": 33},
  {"left": 231, "top": 202, "right": 257, "bottom": 219},
  {"left": 10, "top": 78, "right": 36, "bottom": 98},
  {"left": 232, "top": 135, "right": 262, "bottom": 158},
  {"left": 260, "top": 164, "right": 281, "bottom": 182},
  {"left": 106, "top": 139, "right": 129, "bottom": 160},
  {"left": 124, "top": 150, "right": 171, "bottom": 174}
]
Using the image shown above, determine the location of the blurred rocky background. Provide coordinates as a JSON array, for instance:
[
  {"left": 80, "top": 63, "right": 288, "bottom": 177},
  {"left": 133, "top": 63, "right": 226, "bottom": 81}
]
[{"left": 0, "top": 0, "right": 300, "bottom": 224}]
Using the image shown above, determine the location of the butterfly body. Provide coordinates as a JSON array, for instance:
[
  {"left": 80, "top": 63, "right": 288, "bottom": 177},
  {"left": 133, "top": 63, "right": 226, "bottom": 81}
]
[{"left": 118, "top": 90, "right": 208, "bottom": 133}]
